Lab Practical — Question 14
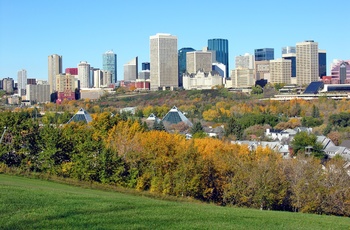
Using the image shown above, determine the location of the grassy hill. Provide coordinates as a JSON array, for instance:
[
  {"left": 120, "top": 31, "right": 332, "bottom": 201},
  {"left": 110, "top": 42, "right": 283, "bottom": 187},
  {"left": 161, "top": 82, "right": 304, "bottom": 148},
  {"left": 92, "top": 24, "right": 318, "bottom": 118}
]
[{"left": 1, "top": 174, "right": 349, "bottom": 229}]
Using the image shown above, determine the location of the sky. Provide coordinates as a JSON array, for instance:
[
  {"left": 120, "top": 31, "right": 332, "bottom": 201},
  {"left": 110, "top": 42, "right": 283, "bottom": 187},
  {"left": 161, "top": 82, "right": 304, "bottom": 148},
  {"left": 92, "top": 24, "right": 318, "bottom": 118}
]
[{"left": 1, "top": 0, "right": 349, "bottom": 81}]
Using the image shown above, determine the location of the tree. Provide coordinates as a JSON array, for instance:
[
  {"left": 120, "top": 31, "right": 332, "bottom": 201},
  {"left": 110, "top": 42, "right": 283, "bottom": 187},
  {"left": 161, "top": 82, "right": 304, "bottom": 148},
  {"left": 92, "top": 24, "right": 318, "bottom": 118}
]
[
  {"left": 251, "top": 85, "right": 263, "bottom": 95},
  {"left": 311, "top": 105, "right": 320, "bottom": 118},
  {"left": 290, "top": 132, "right": 324, "bottom": 158},
  {"left": 225, "top": 117, "right": 243, "bottom": 139},
  {"left": 191, "top": 121, "right": 203, "bottom": 135}
]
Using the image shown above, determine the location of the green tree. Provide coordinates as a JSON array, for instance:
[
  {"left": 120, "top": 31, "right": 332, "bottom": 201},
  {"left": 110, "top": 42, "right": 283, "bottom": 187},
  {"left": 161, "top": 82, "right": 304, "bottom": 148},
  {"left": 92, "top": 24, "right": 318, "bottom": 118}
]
[
  {"left": 251, "top": 85, "right": 263, "bottom": 95},
  {"left": 311, "top": 105, "right": 320, "bottom": 118},
  {"left": 225, "top": 117, "right": 243, "bottom": 139},
  {"left": 191, "top": 121, "right": 203, "bottom": 135},
  {"left": 290, "top": 132, "right": 324, "bottom": 158}
]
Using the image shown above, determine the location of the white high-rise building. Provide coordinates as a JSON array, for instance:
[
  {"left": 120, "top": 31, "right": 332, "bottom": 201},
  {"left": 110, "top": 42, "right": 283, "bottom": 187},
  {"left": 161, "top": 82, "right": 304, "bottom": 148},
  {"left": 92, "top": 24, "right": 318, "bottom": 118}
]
[
  {"left": 78, "top": 61, "right": 90, "bottom": 88},
  {"left": 150, "top": 33, "right": 178, "bottom": 90},
  {"left": 48, "top": 54, "right": 62, "bottom": 93},
  {"left": 270, "top": 58, "right": 291, "bottom": 84},
  {"left": 296, "top": 40, "right": 319, "bottom": 85},
  {"left": 17, "top": 69, "right": 27, "bottom": 96},
  {"left": 186, "top": 51, "right": 212, "bottom": 74},
  {"left": 124, "top": 57, "right": 138, "bottom": 81},
  {"left": 235, "top": 53, "right": 254, "bottom": 69}
]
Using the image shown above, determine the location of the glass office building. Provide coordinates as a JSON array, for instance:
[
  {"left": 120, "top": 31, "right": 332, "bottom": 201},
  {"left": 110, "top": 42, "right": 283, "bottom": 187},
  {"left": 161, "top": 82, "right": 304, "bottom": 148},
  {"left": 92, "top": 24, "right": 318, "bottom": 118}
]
[
  {"left": 319, "top": 50, "right": 327, "bottom": 78},
  {"left": 254, "top": 48, "right": 274, "bottom": 61},
  {"left": 208, "top": 39, "right": 229, "bottom": 78},
  {"left": 178, "top": 47, "right": 195, "bottom": 87},
  {"left": 103, "top": 50, "right": 117, "bottom": 83}
]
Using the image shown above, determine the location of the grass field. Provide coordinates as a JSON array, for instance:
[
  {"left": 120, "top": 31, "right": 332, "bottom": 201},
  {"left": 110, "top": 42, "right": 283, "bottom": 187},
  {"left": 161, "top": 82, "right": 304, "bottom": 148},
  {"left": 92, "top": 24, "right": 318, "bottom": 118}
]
[{"left": 1, "top": 174, "right": 349, "bottom": 230}]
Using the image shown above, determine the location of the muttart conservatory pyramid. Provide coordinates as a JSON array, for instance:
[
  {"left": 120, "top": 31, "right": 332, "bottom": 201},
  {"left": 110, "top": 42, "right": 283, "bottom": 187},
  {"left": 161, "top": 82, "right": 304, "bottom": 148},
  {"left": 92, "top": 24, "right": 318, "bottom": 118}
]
[
  {"left": 67, "top": 108, "right": 93, "bottom": 124},
  {"left": 162, "top": 106, "right": 193, "bottom": 127}
]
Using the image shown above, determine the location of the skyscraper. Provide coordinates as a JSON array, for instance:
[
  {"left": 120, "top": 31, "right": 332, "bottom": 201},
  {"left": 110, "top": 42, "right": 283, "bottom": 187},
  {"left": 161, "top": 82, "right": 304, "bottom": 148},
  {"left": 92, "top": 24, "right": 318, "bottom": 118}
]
[
  {"left": 48, "top": 54, "right": 62, "bottom": 93},
  {"left": 186, "top": 51, "right": 212, "bottom": 74},
  {"left": 103, "top": 50, "right": 117, "bottom": 83},
  {"left": 208, "top": 39, "right": 229, "bottom": 77},
  {"left": 178, "top": 47, "right": 195, "bottom": 87},
  {"left": 124, "top": 57, "right": 138, "bottom": 81},
  {"left": 254, "top": 48, "right": 274, "bottom": 61},
  {"left": 296, "top": 40, "right": 319, "bottom": 85},
  {"left": 150, "top": 33, "right": 178, "bottom": 90},
  {"left": 282, "top": 46, "right": 296, "bottom": 54},
  {"left": 319, "top": 50, "right": 327, "bottom": 78},
  {"left": 17, "top": 69, "right": 27, "bottom": 96},
  {"left": 78, "top": 61, "right": 90, "bottom": 88},
  {"left": 282, "top": 53, "right": 296, "bottom": 77},
  {"left": 270, "top": 58, "right": 291, "bottom": 84}
]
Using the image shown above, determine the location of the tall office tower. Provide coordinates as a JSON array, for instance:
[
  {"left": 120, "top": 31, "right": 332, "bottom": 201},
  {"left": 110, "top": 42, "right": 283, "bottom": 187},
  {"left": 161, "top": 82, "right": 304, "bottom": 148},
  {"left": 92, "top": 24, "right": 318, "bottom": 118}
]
[
  {"left": 178, "top": 47, "right": 195, "bottom": 87},
  {"left": 102, "top": 50, "right": 117, "bottom": 83},
  {"left": 65, "top": 68, "right": 78, "bottom": 75},
  {"left": 282, "top": 46, "right": 296, "bottom": 54},
  {"left": 270, "top": 58, "right": 292, "bottom": 84},
  {"left": 124, "top": 57, "right": 138, "bottom": 81},
  {"left": 282, "top": 53, "right": 296, "bottom": 77},
  {"left": 296, "top": 40, "right": 319, "bottom": 85},
  {"left": 93, "top": 69, "right": 102, "bottom": 88},
  {"left": 3, "top": 77, "right": 14, "bottom": 94},
  {"left": 56, "top": 73, "right": 76, "bottom": 102},
  {"left": 208, "top": 38, "right": 229, "bottom": 78},
  {"left": 48, "top": 54, "right": 62, "bottom": 93},
  {"left": 186, "top": 51, "right": 212, "bottom": 74},
  {"left": 150, "top": 33, "right": 178, "bottom": 90},
  {"left": 235, "top": 53, "right": 254, "bottom": 69},
  {"left": 142, "top": 62, "right": 150, "bottom": 71},
  {"left": 254, "top": 48, "right": 274, "bottom": 61},
  {"left": 318, "top": 50, "right": 327, "bottom": 78},
  {"left": 101, "top": 70, "right": 112, "bottom": 86},
  {"left": 17, "top": 69, "right": 27, "bottom": 96},
  {"left": 77, "top": 61, "right": 90, "bottom": 88}
]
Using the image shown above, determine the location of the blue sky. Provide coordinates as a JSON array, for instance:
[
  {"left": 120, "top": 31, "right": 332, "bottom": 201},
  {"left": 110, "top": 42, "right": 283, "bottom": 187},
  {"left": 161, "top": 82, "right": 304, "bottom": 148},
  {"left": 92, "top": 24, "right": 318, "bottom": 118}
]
[{"left": 0, "top": 0, "right": 349, "bottom": 81}]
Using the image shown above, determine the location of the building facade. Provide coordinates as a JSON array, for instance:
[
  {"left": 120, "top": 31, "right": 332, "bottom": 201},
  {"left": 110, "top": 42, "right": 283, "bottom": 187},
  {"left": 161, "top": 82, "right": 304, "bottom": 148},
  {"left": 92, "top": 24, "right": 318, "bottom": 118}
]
[
  {"left": 230, "top": 68, "right": 255, "bottom": 88},
  {"left": 150, "top": 33, "right": 178, "bottom": 90},
  {"left": 65, "top": 68, "right": 78, "bottom": 75},
  {"left": 208, "top": 38, "right": 229, "bottom": 77},
  {"left": 255, "top": 61, "right": 270, "bottom": 81},
  {"left": 270, "top": 58, "right": 292, "bottom": 84},
  {"left": 255, "top": 48, "right": 274, "bottom": 61},
  {"left": 282, "top": 53, "right": 296, "bottom": 77},
  {"left": 103, "top": 50, "right": 117, "bottom": 83},
  {"left": 26, "top": 84, "right": 50, "bottom": 103},
  {"left": 319, "top": 50, "right": 327, "bottom": 78},
  {"left": 186, "top": 51, "right": 212, "bottom": 74},
  {"left": 296, "top": 40, "right": 319, "bottom": 85},
  {"left": 235, "top": 53, "right": 254, "bottom": 69},
  {"left": 3, "top": 77, "right": 14, "bottom": 94},
  {"left": 183, "top": 70, "right": 223, "bottom": 90},
  {"left": 48, "top": 54, "right": 62, "bottom": 93},
  {"left": 212, "top": 62, "right": 226, "bottom": 78},
  {"left": 330, "top": 60, "right": 350, "bottom": 84},
  {"left": 17, "top": 69, "right": 27, "bottom": 97},
  {"left": 78, "top": 61, "right": 90, "bottom": 88},
  {"left": 178, "top": 47, "right": 195, "bottom": 87},
  {"left": 142, "top": 62, "right": 150, "bottom": 71},
  {"left": 124, "top": 57, "right": 138, "bottom": 81},
  {"left": 56, "top": 73, "right": 76, "bottom": 102}
]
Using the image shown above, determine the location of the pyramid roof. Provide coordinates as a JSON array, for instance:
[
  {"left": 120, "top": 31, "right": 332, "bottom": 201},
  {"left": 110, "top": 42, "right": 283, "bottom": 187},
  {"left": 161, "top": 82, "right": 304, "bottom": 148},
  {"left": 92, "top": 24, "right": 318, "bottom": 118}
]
[
  {"left": 162, "top": 106, "right": 193, "bottom": 127},
  {"left": 67, "top": 108, "right": 92, "bottom": 124}
]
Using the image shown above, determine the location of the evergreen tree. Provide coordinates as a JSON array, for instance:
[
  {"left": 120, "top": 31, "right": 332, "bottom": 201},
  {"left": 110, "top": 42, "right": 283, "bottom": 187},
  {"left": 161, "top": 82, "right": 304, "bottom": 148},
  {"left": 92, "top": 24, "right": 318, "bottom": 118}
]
[
  {"left": 191, "top": 121, "right": 203, "bottom": 135},
  {"left": 225, "top": 117, "right": 243, "bottom": 139}
]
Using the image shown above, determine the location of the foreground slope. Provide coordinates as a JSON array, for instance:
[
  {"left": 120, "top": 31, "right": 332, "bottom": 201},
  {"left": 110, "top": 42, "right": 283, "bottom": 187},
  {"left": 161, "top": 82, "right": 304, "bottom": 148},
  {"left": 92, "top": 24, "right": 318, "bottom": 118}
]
[{"left": 0, "top": 174, "right": 349, "bottom": 230}]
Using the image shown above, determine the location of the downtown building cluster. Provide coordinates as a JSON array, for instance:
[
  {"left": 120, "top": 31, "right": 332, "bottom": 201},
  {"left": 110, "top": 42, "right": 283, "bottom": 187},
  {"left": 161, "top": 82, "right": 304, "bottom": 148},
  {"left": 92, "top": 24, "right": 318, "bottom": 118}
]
[{"left": 2, "top": 34, "right": 350, "bottom": 105}]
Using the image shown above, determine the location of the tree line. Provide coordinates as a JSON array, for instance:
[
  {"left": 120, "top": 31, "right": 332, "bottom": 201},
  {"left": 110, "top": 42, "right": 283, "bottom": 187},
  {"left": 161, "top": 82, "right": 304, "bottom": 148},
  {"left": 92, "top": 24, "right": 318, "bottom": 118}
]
[{"left": 0, "top": 109, "right": 349, "bottom": 216}]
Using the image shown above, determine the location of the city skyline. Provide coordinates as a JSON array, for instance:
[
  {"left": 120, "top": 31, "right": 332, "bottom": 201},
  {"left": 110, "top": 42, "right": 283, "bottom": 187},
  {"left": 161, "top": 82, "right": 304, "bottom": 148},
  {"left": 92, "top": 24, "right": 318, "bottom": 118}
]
[{"left": 0, "top": 1, "right": 349, "bottom": 81}]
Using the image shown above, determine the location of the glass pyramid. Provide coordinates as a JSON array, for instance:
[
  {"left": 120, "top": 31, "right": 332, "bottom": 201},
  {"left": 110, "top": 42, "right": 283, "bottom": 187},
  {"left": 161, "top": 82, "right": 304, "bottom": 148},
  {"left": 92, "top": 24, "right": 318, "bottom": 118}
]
[
  {"left": 162, "top": 106, "right": 193, "bottom": 127},
  {"left": 67, "top": 108, "right": 92, "bottom": 124}
]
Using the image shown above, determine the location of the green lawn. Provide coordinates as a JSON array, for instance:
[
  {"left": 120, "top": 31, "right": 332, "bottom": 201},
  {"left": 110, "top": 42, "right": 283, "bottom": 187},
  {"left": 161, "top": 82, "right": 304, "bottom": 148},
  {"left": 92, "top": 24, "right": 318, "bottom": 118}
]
[{"left": 0, "top": 174, "right": 349, "bottom": 230}]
